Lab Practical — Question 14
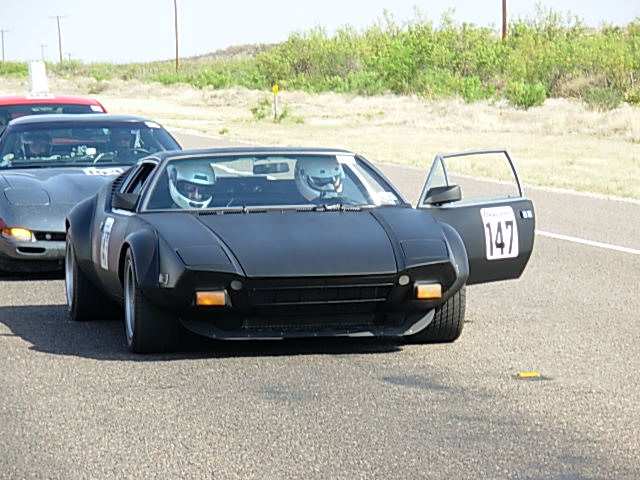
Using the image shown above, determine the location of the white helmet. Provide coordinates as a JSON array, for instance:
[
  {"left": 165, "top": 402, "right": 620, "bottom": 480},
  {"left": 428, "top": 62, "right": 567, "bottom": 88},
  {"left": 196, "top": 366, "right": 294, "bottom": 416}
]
[
  {"left": 295, "top": 157, "right": 344, "bottom": 202},
  {"left": 168, "top": 161, "right": 216, "bottom": 209}
]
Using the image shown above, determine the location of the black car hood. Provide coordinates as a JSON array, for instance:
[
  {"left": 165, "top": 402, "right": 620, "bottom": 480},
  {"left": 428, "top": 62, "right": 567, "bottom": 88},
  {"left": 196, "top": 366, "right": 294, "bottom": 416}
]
[{"left": 149, "top": 208, "right": 450, "bottom": 278}]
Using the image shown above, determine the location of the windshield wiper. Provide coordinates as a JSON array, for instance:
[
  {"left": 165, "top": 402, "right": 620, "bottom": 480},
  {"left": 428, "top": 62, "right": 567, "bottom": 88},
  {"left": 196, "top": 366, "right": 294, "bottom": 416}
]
[
  {"left": 317, "top": 203, "right": 362, "bottom": 212},
  {"left": 2, "top": 164, "right": 47, "bottom": 169}
]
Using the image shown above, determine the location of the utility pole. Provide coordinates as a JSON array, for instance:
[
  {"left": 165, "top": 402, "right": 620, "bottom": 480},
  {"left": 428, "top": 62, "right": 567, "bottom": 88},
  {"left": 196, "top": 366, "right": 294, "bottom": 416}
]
[
  {"left": 50, "top": 15, "right": 66, "bottom": 62},
  {"left": 0, "top": 30, "right": 7, "bottom": 61},
  {"left": 502, "top": 0, "right": 508, "bottom": 40},
  {"left": 173, "top": 0, "right": 179, "bottom": 72},
  {"left": 38, "top": 44, "right": 47, "bottom": 62}
]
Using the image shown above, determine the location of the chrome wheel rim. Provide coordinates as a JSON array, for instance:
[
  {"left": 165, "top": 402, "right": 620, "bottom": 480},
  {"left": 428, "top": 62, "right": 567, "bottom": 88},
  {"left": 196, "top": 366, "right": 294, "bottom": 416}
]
[
  {"left": 124, "top": 260, "right": 135, "bottom": 343},
  {"left": 64, "top": 241, "right": 74, "bottom": 310}
]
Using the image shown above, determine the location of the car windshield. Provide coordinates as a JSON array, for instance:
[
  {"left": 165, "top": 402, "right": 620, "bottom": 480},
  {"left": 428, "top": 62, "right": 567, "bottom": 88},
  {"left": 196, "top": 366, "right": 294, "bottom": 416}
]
[
  {"left": 0, "top": 103, "right": 103, "bottom": 122},
  {"left": 144, "top": 154, "right": 403, "bottom": 210},
  {"left": 0, "top": 121, "right": 179, "bottom": 169}
]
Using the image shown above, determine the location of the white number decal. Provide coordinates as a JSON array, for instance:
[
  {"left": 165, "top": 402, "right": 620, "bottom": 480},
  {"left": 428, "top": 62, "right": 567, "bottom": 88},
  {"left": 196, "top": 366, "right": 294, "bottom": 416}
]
[
  {"left": 100, "top": 217, "right": 115, "bottom": 270},
  {"left": 83, "top": 167, "right": 125, "bottom": 176},
  {"left": 480, "top": 206, "right": 519, "bottom": 260}
]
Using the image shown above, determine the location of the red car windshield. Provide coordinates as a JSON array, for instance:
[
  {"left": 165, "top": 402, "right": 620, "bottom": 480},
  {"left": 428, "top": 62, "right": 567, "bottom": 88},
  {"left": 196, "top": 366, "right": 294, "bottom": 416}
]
[{"left": 0, "top": 103, "right": 104, "bottom": 125}]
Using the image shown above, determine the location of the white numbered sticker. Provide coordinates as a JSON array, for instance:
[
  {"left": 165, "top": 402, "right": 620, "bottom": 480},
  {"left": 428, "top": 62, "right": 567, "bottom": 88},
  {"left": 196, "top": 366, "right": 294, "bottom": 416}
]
[
  {"left": 480, "top": 206, "right": 519, "bottom": 260},
  {"left": 83, "top": 166, "right": 125, "bottom": 176},
  {"left": 100, "top": 217, "right": 115, "bottom": 270}
]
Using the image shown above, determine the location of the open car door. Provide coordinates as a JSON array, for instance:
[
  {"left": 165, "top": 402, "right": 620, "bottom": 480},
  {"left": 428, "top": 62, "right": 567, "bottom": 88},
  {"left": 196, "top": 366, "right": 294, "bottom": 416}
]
[{"left": 418, "top": 149, "right": 535, "bottom": 285}]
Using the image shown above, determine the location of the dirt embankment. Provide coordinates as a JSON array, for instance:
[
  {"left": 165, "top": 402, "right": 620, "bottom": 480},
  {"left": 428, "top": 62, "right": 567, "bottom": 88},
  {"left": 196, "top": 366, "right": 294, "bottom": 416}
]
[{"left": 1, "top": 75, "right": 638, "bottom": 199}]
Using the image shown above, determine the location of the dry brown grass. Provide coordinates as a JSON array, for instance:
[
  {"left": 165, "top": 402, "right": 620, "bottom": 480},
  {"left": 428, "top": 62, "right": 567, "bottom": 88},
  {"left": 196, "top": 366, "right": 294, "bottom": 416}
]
[{"left": 2, "top": 75, "right": 639, "bottom": 199}]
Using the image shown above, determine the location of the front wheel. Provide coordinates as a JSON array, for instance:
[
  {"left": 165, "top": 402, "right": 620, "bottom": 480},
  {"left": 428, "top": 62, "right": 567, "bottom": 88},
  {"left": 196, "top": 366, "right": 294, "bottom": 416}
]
[
  {"left": 405, "top": 287, "right": 466, "bottom": 344},
  {"left": 123, "top": 250, "right": 181, "bottom": 353},
  {"left": 65, "top": 237, "right": 118, "bottom": 321}
]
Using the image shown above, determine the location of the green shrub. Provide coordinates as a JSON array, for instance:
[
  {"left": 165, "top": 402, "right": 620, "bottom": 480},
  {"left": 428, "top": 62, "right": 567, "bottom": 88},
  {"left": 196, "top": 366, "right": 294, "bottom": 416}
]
[
  {"left": 461, "top": 75, "right": 494, "bottom": 102},
  {"left": 250, "top": 98, "right": 272, "bottom": 120},
  {"left": 582, "top": 86, "right": 624, "bottom": 110},
  {"left": 0, "top": 62, "right": 28, "bottom": 78},
  {"left": 505, "top": 81, "right": 548, "bottom": 109},
  {"left": 625, "top": 85, "right": 640, "bottom": 106},
  {"left": 3, "top": 9, "right": 638, "bottom": 105}
]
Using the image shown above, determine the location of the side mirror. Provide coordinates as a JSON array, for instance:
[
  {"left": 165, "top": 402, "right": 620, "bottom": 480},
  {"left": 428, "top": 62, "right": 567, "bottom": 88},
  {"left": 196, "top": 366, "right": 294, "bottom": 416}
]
[
  {"left": 112, "top": 191, "right": 139, "bottom": 211},
  {"left": 423, "top": 185, "right": 461, "bottom": 206}
]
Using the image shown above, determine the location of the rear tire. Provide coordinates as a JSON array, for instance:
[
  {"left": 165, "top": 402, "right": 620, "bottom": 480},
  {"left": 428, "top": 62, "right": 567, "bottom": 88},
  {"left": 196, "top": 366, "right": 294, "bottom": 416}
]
[
  {"left": 65, "top": 237, "right": 118, "bottom": 321},
  {"left": 123, "top": 250, "right": 181, "bottom": 353},
  {"left": 405, "top": 287, "right": 466, "bottom": 343}
]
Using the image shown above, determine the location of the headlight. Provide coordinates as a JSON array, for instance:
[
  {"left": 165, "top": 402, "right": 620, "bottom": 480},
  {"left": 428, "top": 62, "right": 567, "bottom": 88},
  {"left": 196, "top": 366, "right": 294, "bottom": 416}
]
[{"left": 0, "top": 220, "right": 34, "bottom": 241}]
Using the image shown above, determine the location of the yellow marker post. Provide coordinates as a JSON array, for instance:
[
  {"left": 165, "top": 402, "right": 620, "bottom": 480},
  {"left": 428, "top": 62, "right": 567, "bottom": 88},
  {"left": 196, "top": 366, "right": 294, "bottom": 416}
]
[{"left": 272, "top": 84, "right": 279, "bottom": 120}]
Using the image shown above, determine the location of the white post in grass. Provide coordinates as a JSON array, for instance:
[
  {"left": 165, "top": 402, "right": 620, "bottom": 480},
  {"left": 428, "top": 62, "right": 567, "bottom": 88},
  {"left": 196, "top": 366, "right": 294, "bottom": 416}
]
[{"left": 29, "top": 61, "right": 49, "bottom": 93}]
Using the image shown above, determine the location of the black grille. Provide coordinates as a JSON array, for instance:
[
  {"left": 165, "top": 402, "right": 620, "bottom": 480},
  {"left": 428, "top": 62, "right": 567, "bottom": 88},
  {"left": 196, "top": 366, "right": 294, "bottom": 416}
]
[
  {"left": 33, "top": 232, "right": 66, "bottom": 241},
  {"left": 242, "top": 314, "right": 379, "bottom": 331},
  {"left": 246, "top": 281, "right": 394, "bottom": 315}
]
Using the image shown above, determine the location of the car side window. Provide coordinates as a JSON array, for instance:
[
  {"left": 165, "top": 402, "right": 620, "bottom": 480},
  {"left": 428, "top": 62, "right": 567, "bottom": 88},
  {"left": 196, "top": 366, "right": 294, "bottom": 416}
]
[
  {"left": 121, "top": 162, "right": 156, "bottom": 195},
  {"left": 420, "top": 150, "right": 522, "bottom": 207}
]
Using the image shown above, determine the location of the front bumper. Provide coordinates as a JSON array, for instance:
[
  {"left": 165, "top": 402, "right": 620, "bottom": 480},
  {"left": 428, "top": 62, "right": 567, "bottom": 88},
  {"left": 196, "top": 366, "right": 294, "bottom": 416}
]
[
  {"left": 142, "top": 264, "right": 460, "bottom": 341},
  {"left": 0, "top": 236, "right": 65, "bottom": 271}
]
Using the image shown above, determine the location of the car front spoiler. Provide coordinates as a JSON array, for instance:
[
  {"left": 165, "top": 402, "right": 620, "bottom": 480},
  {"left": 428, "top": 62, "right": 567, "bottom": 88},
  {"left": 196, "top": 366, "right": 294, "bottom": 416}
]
[{"left": 178, "top": 309, "right": 435, "bottom": 340}]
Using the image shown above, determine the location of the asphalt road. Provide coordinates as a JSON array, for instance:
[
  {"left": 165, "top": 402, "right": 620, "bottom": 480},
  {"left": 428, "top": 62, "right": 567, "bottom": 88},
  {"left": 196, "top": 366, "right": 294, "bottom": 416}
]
[{"left": 0, "top": 132, "right": 638, "bottom": 479}]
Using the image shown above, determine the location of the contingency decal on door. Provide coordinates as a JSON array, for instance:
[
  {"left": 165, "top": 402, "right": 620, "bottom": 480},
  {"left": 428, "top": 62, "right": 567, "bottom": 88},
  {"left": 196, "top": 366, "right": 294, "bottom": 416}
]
[
  {"left": 480, "top": 206, "right": 519, "bottom": 260},
  {"left": 100, "top": 217, "right": 115, "bottom": 270}
]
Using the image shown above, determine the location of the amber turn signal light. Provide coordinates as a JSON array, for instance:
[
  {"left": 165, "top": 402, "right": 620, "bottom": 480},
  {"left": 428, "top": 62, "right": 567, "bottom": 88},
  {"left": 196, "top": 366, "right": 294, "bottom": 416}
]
[
  {"left": 195, "top": 290, "right": 227, "bottom": 306},
  {"left": 415, "top": 283, "right": 442, "bottom": 299}
]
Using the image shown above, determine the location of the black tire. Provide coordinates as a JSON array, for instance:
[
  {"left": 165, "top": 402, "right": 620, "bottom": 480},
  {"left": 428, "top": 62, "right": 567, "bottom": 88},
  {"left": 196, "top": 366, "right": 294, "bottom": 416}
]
[
  {"left": 65, "top": 237, "right": 119, "bottom": 321},
  {"left": 123, "top": 250, "right": 181, "bottom": 353},
  {"left": 405, "top": 287, "right": 466, "bottom": 344}
]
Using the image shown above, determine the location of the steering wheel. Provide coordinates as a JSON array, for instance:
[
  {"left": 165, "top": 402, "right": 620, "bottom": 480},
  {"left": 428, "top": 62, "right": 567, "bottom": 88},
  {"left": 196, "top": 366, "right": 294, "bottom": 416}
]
[{"left": 132, "top": 148, "right": 150, "bottom": 156}]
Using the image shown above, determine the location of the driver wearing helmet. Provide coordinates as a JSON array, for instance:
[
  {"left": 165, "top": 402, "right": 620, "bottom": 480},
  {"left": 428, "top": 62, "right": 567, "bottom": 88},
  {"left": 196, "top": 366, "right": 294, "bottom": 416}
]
[
  {"left": 294, "top": 156, "right": 345, "bottom": 202},
  {"left": 23, "top": 131, "right": 53, "bottom": 158},
  {"left": 110, "top": 129, "right": 137, "bottom": 161},
  {"left": 168, "top": 161, "right": 216, "bottom": 209}
]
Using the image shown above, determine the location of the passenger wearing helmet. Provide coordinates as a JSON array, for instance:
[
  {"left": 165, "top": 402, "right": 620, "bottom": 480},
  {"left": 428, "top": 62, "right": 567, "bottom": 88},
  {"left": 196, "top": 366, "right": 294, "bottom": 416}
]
[
  {"left": 168, "top": 161, "right": 216, "bottom": 209},
  {"left": 294, "top": 156, "right": 345, "bottom": 202}
]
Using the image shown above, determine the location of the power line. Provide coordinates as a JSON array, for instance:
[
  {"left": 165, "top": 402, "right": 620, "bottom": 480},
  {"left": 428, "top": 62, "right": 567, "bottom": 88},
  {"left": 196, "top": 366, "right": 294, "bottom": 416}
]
[
  {"left": 50, "top": 15, "right": 66, "bottom": 63},
  {"left": 502, "top": 0, "right": 508, "bottom": 40},
  {"left": 37, "top": 44, "right": 47, "bottom": 62},
  {"left": 173, "top": 0, "right": 179, "bottom": 72},
  {"left": 0, "top": 29, "right": 8, "bottom": 62}
]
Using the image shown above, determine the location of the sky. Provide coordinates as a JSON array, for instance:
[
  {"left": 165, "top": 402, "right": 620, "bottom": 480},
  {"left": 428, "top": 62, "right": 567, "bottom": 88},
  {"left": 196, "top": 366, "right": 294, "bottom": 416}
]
[{"left": 1, "top": 0, "right": 638, "bottom": 64}]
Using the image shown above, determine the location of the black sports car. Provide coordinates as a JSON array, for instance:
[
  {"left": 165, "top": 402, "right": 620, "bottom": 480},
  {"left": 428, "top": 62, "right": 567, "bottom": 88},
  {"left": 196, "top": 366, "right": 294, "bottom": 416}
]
[
  {"left": 0, "top": 114, "right": 181, "bottom": 272},
  {"left": 65, "top": 147, "right": 535, "bottom": 353}
]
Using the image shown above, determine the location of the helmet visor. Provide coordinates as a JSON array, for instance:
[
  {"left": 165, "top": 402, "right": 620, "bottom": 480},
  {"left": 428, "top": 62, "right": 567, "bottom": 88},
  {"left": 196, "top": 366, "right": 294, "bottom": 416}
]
[
  {"left": 176, "top": 180, "right": 215, "bottom": 201},
  {"left": 308, "top": 174, "right": 341, "bottom": 191}
]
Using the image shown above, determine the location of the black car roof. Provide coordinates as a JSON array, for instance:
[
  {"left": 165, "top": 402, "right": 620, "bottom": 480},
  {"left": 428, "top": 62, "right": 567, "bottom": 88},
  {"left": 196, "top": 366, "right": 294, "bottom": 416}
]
[
  {"left": 8, "top": 113, "right": 156, "bottom": 127},
  {"left": 151, "top": 147, "right": 356, "bottom": 162}
]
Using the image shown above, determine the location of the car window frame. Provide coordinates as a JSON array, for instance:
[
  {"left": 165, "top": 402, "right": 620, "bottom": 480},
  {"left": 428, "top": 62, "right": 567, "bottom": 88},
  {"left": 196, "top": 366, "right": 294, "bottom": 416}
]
[{"left": 119, "top": 159, "right": 159, "bottom": 196}]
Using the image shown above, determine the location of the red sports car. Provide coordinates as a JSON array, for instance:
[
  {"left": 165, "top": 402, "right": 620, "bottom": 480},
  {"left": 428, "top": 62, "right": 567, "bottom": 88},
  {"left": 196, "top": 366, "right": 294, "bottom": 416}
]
[{"left": 0, "top": 94, "right": 107, "bottom": 132}]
